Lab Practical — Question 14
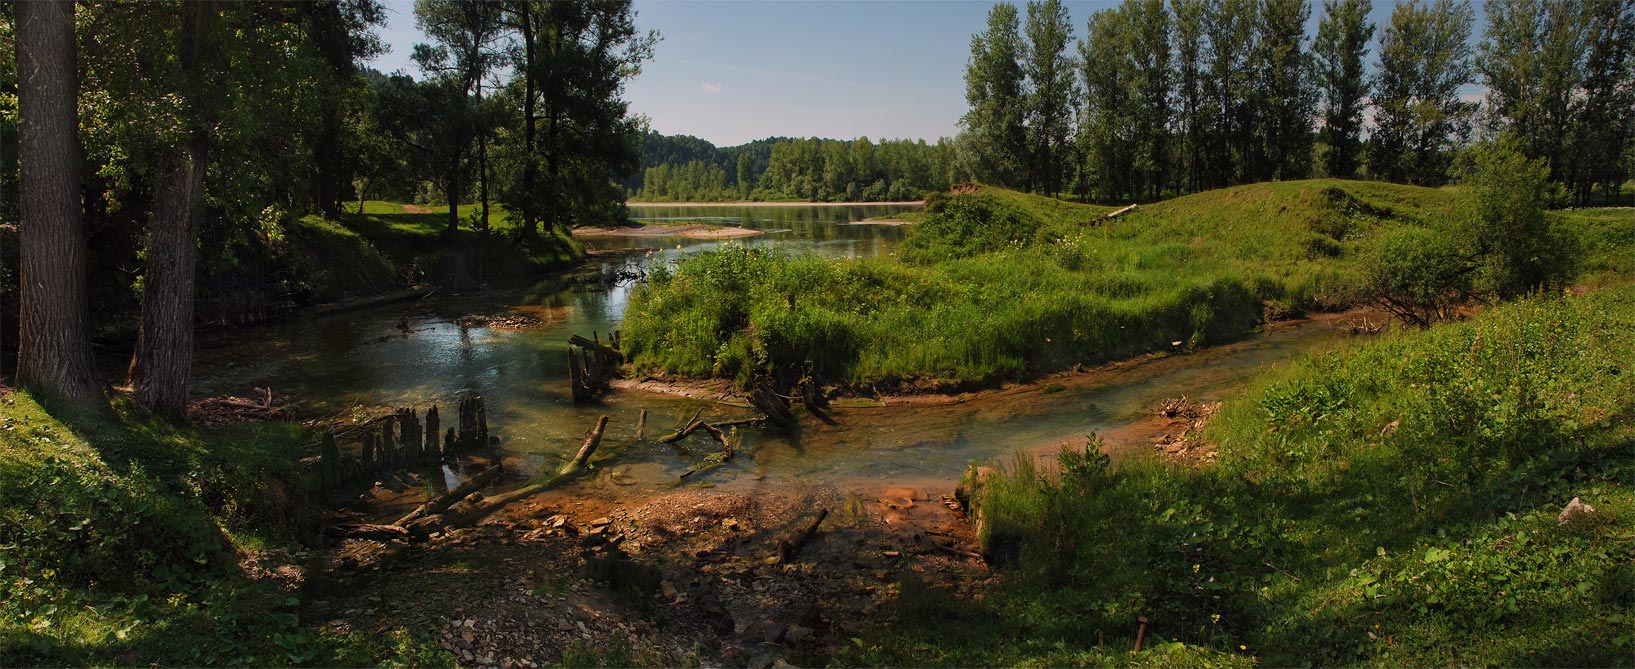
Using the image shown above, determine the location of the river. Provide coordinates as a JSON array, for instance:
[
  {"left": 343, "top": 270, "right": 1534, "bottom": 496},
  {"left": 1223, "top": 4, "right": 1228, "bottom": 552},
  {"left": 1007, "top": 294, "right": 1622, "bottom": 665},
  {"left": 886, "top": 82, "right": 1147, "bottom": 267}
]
[{"left": 192, "top": 203, "right": 1353, "bottom": 496}]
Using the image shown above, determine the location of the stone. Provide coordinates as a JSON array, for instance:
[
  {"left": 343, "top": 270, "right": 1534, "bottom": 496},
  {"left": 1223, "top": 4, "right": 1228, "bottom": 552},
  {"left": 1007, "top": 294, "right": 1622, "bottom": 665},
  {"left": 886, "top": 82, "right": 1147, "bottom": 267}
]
[
  {"left": 1559, "top": 497, "right": 1597, "bottom": 525},
  {"left": 660, "top": 580, "right": 679, "bottom": 601},
  {"left": 784, "top": 624, "right": 814, "bottom": 644}
]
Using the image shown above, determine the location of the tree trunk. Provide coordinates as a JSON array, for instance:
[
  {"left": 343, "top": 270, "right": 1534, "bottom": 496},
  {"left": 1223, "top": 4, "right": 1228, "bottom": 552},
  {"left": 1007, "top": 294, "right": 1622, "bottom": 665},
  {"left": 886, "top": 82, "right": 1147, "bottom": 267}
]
[
  {"left": 129, "top": 2, "right": 214, "bottom": 418},
  {"left": 518, "top": 4, "right": 539, "bottom": 241},
  {"left": 446, "top": 170, "right": 460, "bottom": 237},
  {"left": 477, "top": 79, "right": 491, "bottom": 235},
  {"left": 14, "top": 0, "right": 101, "bottom": 401}
]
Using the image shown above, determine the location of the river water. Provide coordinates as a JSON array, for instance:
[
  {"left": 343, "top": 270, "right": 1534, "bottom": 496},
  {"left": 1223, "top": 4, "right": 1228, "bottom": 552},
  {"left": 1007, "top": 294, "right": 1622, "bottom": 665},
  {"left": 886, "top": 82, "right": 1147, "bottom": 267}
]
[{"left": 193, "top": 204, "right": 1352, "bottom": 495}]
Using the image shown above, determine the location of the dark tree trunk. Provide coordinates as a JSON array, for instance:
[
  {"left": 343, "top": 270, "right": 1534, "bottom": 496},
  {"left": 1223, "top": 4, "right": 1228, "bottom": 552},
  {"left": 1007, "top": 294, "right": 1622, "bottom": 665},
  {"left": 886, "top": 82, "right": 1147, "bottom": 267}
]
[
  {"left": 14, "top": 0, "right": 101, "bottom": 401},
  {"left": 129, "top": 1, "right": 214, "bottom": 418},
  {"left": 519, "top": 5, "right": 538, "bottom": 241},
  {"left": 477, "top": 80, "right": 491, "bottom": 234},
  {"left": 446, "top": 170, "right": 461, "bottom": 237}
]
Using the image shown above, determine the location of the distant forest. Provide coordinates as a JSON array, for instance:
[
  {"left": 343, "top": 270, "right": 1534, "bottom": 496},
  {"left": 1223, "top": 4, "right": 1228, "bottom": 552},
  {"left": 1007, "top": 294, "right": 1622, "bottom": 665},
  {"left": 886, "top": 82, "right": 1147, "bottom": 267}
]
[{"left": 623, "top": 132, "right": 968, "bottom": 202}]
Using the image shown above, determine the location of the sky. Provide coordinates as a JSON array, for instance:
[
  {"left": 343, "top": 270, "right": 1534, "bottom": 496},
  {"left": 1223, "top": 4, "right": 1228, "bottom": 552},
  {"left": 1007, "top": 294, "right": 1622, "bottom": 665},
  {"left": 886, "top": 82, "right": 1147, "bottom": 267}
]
[{"left": 369, "top": 1, "right": 1481, "bottom": 148}]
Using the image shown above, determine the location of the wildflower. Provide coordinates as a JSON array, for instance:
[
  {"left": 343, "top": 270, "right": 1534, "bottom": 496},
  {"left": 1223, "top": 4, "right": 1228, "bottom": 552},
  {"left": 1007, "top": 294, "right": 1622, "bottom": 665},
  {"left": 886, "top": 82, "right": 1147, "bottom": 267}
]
[{"left": 1239, "top": 645, "right": 1247, "bottom": 650}]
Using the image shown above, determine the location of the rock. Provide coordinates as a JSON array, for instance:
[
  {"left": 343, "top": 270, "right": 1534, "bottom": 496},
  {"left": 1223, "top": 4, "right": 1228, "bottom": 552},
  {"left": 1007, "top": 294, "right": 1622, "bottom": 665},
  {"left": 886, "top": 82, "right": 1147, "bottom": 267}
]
[
  {"left": 784, "top": 624, "right": 814, "bottom": 644},
  {"left": 741, "top": 619, "right": 786, "bottom": 644},
  {"left": 589, "top": 517, "right": 613, "bottom": 527},
  {"left": 1559, "top": 497, "right": 1597, "bottom": 525},
  {"left": 660, "top": 580, "right": 679, "bottom": 601}
]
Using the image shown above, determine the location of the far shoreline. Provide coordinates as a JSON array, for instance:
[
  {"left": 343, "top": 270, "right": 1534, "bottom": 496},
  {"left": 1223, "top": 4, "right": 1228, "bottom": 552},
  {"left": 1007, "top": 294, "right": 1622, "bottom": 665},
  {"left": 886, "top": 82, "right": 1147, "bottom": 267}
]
[{"left": 627, "top": 200, "right": 923, "bottom": 208}]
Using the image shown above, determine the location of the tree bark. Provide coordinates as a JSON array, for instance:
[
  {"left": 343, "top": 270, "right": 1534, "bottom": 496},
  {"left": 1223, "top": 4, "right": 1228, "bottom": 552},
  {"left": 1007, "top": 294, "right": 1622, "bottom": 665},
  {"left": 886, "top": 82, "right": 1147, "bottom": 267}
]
[
  {"left": 519, "top": 4, "right": 539, "bottom": 241},
  {"left": 14, "top": 0, "right": 101, "bottom": 401},
  {"left": 129, "top": 2, "right": 214, "bottom": 418}
]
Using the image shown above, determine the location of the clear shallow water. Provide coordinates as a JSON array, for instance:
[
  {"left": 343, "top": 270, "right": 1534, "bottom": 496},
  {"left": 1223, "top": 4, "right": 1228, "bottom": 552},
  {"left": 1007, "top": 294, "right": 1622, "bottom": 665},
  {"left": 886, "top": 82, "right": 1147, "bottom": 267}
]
[{"left": 193, "top": 204, "right": 1349, "bottom": 495}]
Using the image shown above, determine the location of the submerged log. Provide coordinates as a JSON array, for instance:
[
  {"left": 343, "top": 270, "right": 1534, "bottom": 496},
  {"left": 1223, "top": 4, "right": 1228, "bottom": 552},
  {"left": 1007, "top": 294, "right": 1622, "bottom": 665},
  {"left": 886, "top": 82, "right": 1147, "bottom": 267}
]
[
  {"left": 775, "top": 508, "right": 829, "bottom": 563},
  {"left": 749, "top": 381, "right": 796, "bottom": 426},
  {"left": 660, "top": 408, "right": 706, "bottom": 443},
  {"left": 635, "top": 409, "right": 647, "bottom": 440}
]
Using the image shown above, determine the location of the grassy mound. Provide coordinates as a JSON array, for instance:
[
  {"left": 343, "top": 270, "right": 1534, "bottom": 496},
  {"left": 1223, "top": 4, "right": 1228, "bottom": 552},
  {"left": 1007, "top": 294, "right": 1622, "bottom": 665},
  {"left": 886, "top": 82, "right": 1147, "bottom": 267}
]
[
  {"left": 852, "top": 285, "right": 1635, "bottom": 667},
  {"left": 622, "top": 180, "right": 1462, "bottom": 389},
  {"left": 0, "top": 395, "right": 449, "bottom": 665}
]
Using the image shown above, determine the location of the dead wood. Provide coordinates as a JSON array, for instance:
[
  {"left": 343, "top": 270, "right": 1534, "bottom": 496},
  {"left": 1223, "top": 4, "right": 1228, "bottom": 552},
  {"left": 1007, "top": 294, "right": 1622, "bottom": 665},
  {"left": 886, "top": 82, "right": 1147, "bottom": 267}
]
[
  {"left": 775, "top": 508, "right": 829, "bottom": 563},
  {"left": 392, "top": 465, "right": 506, "bottom": 527},
  {"left": 325, "top": 523, "right": 410, "bottom": 542}
]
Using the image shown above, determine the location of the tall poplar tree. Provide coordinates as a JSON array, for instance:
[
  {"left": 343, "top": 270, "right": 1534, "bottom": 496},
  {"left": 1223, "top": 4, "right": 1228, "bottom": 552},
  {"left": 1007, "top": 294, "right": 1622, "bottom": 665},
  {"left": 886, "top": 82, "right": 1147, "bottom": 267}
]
[
  {"left": 1253, "top": 0, "right": 1313, "bottom": 181},
  {"left": 961, "top": 3, "right": 1030, "bottom": 188},
  {"left": 1024, "top": 0, "right": 1078, "bottom": 196},
  {"left": 1203, "top": 0, "right": 1259, "bottom": 187},
  {"left": 1571, "top": 0, "right": 1635, "bottom": 202},
  {"left": 1478, "top": 0, "right": 1588, "bottom": 186},
  {"left": 1172, "top": 0, "right": 1210, "bottom": 193},
  {"left": 1314, "top": 0, "right": 1373, "bottom": 178},
  {"left": 1371, "top": 0, "right": 1475, "bottom": 186}
]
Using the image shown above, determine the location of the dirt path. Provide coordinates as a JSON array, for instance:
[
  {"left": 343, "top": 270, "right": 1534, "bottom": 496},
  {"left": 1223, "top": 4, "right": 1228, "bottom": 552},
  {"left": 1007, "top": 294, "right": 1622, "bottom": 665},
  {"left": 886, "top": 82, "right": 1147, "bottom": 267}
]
[{"left": 310, "top": 474, "right": 986, "bottom": 668}]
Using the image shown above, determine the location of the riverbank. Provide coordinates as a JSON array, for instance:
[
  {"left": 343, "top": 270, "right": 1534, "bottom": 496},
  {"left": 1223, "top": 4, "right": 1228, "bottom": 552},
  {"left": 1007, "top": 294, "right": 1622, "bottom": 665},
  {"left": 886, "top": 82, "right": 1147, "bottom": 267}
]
[{"left": 572, "top": 224, "right": 764, "bottom": 240}]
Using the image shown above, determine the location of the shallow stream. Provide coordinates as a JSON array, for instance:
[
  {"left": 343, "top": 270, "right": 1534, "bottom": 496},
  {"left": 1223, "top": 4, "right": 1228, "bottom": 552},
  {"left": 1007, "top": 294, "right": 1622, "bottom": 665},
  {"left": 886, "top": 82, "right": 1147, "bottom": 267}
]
[{"left": 193, "top": 204, "right": 1352, "bottom": 496}]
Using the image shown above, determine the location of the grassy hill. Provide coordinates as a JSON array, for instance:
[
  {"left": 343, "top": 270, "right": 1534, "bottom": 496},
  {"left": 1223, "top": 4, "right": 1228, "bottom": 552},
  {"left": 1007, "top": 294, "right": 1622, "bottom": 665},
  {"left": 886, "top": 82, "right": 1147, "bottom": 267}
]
[{"left": 621, "top": 180, "right": 1470, "bottom": 389}]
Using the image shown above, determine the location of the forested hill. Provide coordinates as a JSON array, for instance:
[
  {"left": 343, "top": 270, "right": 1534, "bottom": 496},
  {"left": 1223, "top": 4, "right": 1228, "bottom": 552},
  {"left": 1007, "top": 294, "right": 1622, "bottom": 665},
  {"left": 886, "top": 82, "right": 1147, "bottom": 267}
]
[{"left": 625, "top": 131, "right": 967, "bottom": 202}]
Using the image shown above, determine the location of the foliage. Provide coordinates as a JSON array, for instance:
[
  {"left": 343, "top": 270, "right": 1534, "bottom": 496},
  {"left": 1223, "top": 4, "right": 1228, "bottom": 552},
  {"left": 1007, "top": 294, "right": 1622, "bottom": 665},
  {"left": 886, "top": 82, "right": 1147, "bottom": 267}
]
[
  {"left": 1369, "top": 0, "right": 1477, "bottom": 186},
  {"left": 864, "top": 286, "right": 1635, "bottom": 666}
]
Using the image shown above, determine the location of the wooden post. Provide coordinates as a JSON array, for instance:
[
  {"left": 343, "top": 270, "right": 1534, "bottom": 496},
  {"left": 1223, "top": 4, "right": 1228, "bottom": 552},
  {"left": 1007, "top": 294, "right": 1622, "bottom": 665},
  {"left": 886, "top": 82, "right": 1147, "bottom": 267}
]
[
  {"left": 381, "top": 419, "right": 397, "bottom": 467},
  {"left": 635, "top": 409, "right": 647, "bottom": 440},
  {"left": 476, "top": 399, "right": 488, "bottom": 453},
  {"left": 321, "top": 432, "right": 340, "bottom": 491},
  {"left": 444, "top": 428, "right": 457, "bottom": 457},
  {"left": 425, "top": 405, "right": 441, "bottom": 461},
  {"left": 362, "top": 432, "right": 377, "bottom": 470}
]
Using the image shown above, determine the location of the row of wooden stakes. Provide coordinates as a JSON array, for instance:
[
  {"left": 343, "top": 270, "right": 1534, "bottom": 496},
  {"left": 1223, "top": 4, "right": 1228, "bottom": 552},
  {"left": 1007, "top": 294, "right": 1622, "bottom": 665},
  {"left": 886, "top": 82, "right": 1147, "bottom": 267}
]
[{"left": 314, "top": 395, "right": 493, "bottom": 492}]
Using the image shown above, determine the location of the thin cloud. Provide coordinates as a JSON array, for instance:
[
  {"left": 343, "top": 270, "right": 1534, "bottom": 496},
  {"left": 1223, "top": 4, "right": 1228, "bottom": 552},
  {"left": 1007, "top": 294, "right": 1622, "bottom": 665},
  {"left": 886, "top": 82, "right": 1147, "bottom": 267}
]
[
  {"left": 672, "top": 58, "right": 889, "bottom": 92},
  {"left": 700, "top": 82, "right": 725, "bottom": 93}
]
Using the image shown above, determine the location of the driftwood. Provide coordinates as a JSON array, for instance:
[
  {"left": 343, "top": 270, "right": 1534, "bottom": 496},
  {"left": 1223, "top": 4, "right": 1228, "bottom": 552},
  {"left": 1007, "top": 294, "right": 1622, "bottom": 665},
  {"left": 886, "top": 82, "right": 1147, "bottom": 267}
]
[
  {"left": 1096, "top": 204, "right": 1139, "bottom": 222},
  {"left": 569, "top": 331, "right": 624, "bottom": 402},
  {"left": 749, "top": 381, "right": 796, "bottom": 426},
  {"left": 635, "top": 409, "right": 647, "bottom": 440},
  {"left": 393, "top": 465, "right": 506, "bottom": 527},
  {"left": 188, "top": 387, "right": 297, "bottom": 427},
  {"left": 775, "top": 508, "right": 829, "bottom": 563},
  {"left": 660, "top": 408, "right": 706, "bottom": 443},
  {"left": 326, "top": 523, "right": 410, "bottom": 542},
  {"left": 406, "top": 415, "right": 611, "bottom": 538},
  {"left": 679, "top": 427, "right": 737, "bottom": 481}
]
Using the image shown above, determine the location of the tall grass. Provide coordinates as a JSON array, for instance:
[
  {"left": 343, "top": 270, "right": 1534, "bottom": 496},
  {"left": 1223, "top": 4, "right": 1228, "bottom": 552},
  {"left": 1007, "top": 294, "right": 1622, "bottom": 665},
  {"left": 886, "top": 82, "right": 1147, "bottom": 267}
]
[
  {"left": 623, "top": 180, "right": 1464, "bottom": 388},
  {"left": 860, "top": 286, "right": 1635, "bottom": 667}
]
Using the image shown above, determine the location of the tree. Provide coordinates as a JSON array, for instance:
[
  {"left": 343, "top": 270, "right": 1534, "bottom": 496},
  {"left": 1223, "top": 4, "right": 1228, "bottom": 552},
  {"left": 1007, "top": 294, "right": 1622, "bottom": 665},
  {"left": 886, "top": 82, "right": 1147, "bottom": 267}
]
[
  {"left": 1203, "top": 0, "right": 1259, "bottom": 187},
  {"left": 961, "top": 3, "right": 1030, "bottom": 188},
  {"left": 1371, "top": 0, "right": 1476, "bottom": 186},
  {"left": 127, "top": 2, "right": 218, "bottom": 417},
  {"left": 13, "top": 0, "right": 101, "bottom": 400},
  {"left": 1313, "top": 0, "right": 1372, "bottom": 178},
  {"left": 416, "top": 0, "right": 503, "bottom": 233},
  {"left": 736, "top": 152, "right": 755, "bottom": 198},
  {"left": 1171, "top": 0, "right": 1210, "bottom": 193},
  {"left": 1024, "top": 0, "right": 1078, "bottom": 196},
  {"left": 1570, "top": 0, "right": 1635, "bottom": 203},
  {"left": 1478, "top": 0, "right": 1587, "bottom": 189}
]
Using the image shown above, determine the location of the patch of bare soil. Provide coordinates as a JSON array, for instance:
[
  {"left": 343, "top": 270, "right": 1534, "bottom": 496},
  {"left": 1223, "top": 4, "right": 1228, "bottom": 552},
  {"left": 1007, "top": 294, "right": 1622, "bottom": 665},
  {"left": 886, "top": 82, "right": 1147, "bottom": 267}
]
[
  {"left": 401, "top": 204, "right": 435, "bottom": 214},
  {"left": 572, "top": 224, "right": 764, "bottom": 240},
  {"left": 307, "top": 477, "right": 988, "bottom": 668},
  {"left": 1147, "top": 395, "right": 1220, "bottom": 462}
]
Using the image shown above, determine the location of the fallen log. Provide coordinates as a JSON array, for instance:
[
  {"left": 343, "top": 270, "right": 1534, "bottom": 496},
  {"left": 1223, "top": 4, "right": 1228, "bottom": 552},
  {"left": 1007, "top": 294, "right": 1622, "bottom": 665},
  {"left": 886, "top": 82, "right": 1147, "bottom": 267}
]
[
  {"left": 1096, "top": 203, "right": 1139, "bottom": 222},
  {"left": 326, "top": 523, "right": 410, "bottom": 542},
  {"left": 313, "top": 286, "right": 431, "bottom": 315},
  {"left": 678, "top": 427, "right": 737, "bottom": 481},
  {"left": 698, "top": 421, "right": 732, "bottom": 449},
  {"left": 393, "top": 465, "right": 506, "bottom": 527},
  {"left": 775, "top": 508, "right": 829, "bottom": 563}
]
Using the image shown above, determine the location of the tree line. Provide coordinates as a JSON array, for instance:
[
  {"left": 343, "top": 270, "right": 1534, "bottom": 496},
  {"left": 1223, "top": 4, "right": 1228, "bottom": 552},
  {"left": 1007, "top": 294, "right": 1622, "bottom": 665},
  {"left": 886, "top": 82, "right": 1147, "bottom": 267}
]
[
  {"left": 1, "top": 0, "right": 651, "bottom": 415},
  {"left": 627, "top": 133, "right": 968, "bottom": 202},
  {"left": 962, "top": 0, "right": 1635, "bottom": 204}
]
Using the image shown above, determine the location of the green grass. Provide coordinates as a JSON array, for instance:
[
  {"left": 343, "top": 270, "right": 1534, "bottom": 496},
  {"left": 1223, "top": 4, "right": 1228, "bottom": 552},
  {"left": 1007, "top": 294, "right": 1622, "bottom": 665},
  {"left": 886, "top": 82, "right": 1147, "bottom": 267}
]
[
  {"left": 622, "top": 180, "right": 1466, "bottom": 389},
  {"left": 850, "top": 286, "right": 1635, "bottom": 667},
  {"left": 1553, "top": 207, "right": 1635, "bottom": 283},
  {"left": 340, "top": 201, "right": 584, "bottom": 285},
  {"left": 0, "top": 394, "right": 454, "bottom": 666}
]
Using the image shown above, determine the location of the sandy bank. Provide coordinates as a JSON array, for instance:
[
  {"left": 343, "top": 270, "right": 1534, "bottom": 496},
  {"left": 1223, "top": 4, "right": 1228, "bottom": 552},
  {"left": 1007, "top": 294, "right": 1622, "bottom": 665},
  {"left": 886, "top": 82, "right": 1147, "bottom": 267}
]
[
  {"left": 627, "top": 200, "right": 923, "bottom": 208},
  {"left": 847, "top": 218, "right": 915, "bottom": 226},
  {"left": 572, "top": 224, "right": 764, "bottom": 240}
]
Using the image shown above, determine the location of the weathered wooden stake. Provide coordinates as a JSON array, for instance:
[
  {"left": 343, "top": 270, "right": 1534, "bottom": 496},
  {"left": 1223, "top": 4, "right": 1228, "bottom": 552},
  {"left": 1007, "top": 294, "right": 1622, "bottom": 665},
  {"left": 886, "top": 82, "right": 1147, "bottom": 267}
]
[
  {"left": 635, "top": 409, "right": 647, "bottom": 440},
  {"left": 425, "top": 405, "right": 441, "bottom": 460},
  {"left": 321, "top": 432, "right": 340, "bottom": 490}
]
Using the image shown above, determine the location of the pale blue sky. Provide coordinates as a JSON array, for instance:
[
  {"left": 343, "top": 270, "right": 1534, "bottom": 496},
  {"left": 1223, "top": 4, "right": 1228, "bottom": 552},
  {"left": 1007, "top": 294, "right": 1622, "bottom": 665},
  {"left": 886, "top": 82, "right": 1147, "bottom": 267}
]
[{"left": 370, "top": 1, "right": 1480, "bottom": 147}]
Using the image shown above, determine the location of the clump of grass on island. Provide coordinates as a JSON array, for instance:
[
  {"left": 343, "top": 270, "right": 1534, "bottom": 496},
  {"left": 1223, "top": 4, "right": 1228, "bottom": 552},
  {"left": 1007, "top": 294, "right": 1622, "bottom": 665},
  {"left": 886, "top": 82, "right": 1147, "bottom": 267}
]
[
  {"left": 842, "top": 286, "right": 1635, "bottom": 667},
  {"left": 622, "top": 179, "right": 1462, "bottom": 390}
]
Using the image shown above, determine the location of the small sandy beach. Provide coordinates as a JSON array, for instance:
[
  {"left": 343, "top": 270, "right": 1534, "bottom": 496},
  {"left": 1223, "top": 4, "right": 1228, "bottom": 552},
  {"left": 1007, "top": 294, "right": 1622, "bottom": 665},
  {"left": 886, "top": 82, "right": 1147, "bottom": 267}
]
[{"left": 572, "top": 223, "right": 764, "bottom": 239}]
